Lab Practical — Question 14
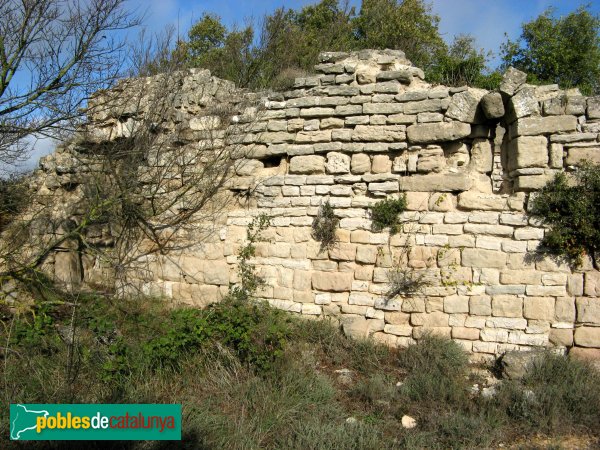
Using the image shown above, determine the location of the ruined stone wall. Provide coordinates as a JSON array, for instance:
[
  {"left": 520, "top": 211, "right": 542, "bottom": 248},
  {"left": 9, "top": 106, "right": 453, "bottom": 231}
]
[{"left": 33, "top": 50, "right": 600, "bottom": 360}]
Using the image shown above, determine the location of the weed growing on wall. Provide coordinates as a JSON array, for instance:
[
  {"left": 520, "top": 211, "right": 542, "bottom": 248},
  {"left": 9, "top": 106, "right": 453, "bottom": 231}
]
[
  {"left": 312, "top": 200, "right": 339, "bottom": 251},
  {"left": 229, "top": 214, "right": 271, "bottom": 302},
  {"left": 370, "top": 195, "right": 407, "bottom": 234}
]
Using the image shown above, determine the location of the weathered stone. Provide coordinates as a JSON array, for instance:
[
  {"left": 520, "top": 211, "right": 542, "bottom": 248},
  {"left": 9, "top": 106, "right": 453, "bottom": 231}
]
[
  {"left": 565, "top": 147, "right": 600, "bottom": 166},
  {"left": 500, "top": 350, "right": 543, "bottom": 380},
  {"left": 524, "top": 297, "right": 554, "bottom": 320},
  {"left": 584, "top": 272, "right": 600, "bottom": 296},
  {"left": 470, "top": 138, "right": 493, "bottom": 173},
  {"left": 371, "top": 155, "right": 392, "bottom": 173},
  {"left": 507, "top": 87, "right": 539, "bottom": 120},
  {"left": 574, "top": 327, "right": 600, "bottom": 347},
  {"left": 499, "top": 67, "right": 527, "bottom": 96},
  {"left": 399, "top": 173, "right": 472, "bottom": 192},
  {"left": 492, "top": 295, "right": 523, "bottom": 318},
  {"left": 508, "top": 136, "right": 548, "bottom": 170},
  {"left": 576, "top": 297, "right": 600, "bottom": 325},
  {"left": 510, "top": 115, "right": 577, "bottom": 137},
  {"left": 458, "top": 192, "right": 507, "bottom": 211},
  {"left": 325, "top": 152, "right": 351, "bottom": 174},
  {"left": 587, "top": 96, "right": 600, "bottom": 119},
  {"left": 462, "top": 249, "right": 506, "bottom": 269},
  {"left": 481, "top": 92, "right": 505, "bottom": 119},
  {"left": 446, "top": 88, "right": 487, "bottom": 123},
  {"left": 407, "top": 122, "right": 471, "bottom": 144},
  {"left": 352, "top": 125, "right": 405, "bottom": 142},
  {"left": 289, "top": 155, "right": 325, "bottom": 174}
]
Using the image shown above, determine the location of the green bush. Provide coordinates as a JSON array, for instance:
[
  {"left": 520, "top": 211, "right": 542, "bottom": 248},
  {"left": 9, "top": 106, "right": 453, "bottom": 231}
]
[
  {"left": 495, "top": 352, "right": 600, "bottom": 434},
  {"left": 370, "top": 195, "right": 407, "bottom": 234},
  {"left": 312, "top": 200, "right": 339, "bottom": 251},
  {"left": 530, "top": 163, "right": 600, "bottom": 270}
]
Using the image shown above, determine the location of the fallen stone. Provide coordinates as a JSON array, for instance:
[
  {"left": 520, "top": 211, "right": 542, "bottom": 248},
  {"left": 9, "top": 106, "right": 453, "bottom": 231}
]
[
  {"left": 401, "top": 415, "right": 417, "bottom": 429},
  {"left": 500, "top": 350, "right": 543, "bottom": 380}
]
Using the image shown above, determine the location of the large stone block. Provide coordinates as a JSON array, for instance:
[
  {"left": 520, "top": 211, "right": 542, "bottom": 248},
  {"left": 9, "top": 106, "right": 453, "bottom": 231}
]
[
  {"left": 565, "top": 147, "right": 600, "bottom": 166},
  {"left": 492, "top": 295, "right": 523, "bottom": 318},
  {"left": 508, "top": 136, "right": 548, "bottom": 170},
  {"left": 289, "top": 155, "right": 325, "bottom": 174},
  {"left": 470, "top": 138, "right": 493, "bottom": 173},
  {"left": 524, "top": 297, "right": 554, "bottom": 320},
  {"left": 406, "top": 122, "right": 471, "bottom": 144},
  {"left": 458, "top": 192, "right": 507, "bottom": 211},
  {"left": 446, "top": 88, "right": 487, "bottom": 123},
  {"left": 499, "top": 67, "right": 527, "bottom": 96},
  {"left": 576, "top": 297, "right": 600, "bottom": 325},
  {"left": 462, "top": 248, "right": 506, "bottom": 268},
  {"left": 312, "top": 271, "right": 353, "bottom": 291},
  {"left": 481, "top": 92, "right": 505, "bottom": 119},
  {"left": 507, "top": 87, "right": 539, "bottom": 120},
  {"left": 584, "top": 272, "right": 600, "bottom": 296},
  {"left": 574, "top": 327, "right": 600, "bottom": 347},
  {"left": 351, "top": 153, "right": 371, "bottom": 174},
  {"left": 325, "top": 152, "right": 351, "bottom": 174},
  {"left": 510, "top": 115, "right": 577, "bottom": 137},
  {"left": 399, "top": 173, "right": 472, "bottom": 192},
  {"left": 352, "top": 125, "right": 405, "bottom": 142}
]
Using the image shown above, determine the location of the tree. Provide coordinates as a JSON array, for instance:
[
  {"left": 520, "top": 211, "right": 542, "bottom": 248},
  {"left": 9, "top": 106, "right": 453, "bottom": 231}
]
[
  {"left": 427, "top": 34, "right": 501, "bottom": 89},
  {"left": 0, "top": 0, "right": 140, "bottom": 169},
  {"left": 353, "top": 0, "right": 446, "bottom": 69},
  {"left": 530, "top": 163, "right": 600, "bottom": 270},
  {"left": 501, "top": 6, "right": 600, "bottom": 95}
]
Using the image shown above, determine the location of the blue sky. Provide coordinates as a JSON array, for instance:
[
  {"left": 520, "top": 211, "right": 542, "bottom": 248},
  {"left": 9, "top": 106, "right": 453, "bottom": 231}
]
[{"left": 24, "top": 0, "right": 600, "bottom": 168}]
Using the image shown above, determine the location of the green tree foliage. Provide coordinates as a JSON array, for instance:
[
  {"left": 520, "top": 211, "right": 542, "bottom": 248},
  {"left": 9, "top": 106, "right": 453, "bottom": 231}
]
[
  {"left": 353, "top": 0, "right": 446, "bottom": 69},
  {"left": 427, "top": 34, "right": 502, "bottom": 89},
  {"left": 530, "top": 163, "right": 600, "bottom": 270},
  {"left": 501, "top": 6, "right": 600, "bottom": 95}
]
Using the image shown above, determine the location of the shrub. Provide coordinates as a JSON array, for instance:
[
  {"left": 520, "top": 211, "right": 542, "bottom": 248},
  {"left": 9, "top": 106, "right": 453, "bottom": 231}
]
[
  {"left": 397, "top": 335, "right": 469, "bottom": 405},
  {"left": 495, "top": 352, "right": 600, "bottom": 434},
  {"left": 312, "top": 200, "right": 339, "bottom": 251},
  {"left": 370, "top": 195, "right": 407, "bottom": 234},
  {"left": 529, "top": 163, "right": 600, "bottom": 270}
]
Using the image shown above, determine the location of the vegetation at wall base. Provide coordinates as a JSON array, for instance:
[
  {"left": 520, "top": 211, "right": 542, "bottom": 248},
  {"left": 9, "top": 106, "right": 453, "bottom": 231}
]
[{"left": 2, "top": 293, "right": 599, "bottom": 449}]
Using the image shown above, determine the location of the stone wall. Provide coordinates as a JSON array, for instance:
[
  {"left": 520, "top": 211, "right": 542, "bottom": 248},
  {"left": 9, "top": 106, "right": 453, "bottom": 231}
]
[{"left": 33, "top": 50, "right": 600, "bottom": 360}]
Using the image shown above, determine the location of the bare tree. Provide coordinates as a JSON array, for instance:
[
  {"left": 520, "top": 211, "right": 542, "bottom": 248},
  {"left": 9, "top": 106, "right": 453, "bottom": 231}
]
[
  {"left": 0, "top": 64, "right": 261, "bottom": 299},
  {"left": 0, "top": 0, "right": 141, "bottom": 168}
]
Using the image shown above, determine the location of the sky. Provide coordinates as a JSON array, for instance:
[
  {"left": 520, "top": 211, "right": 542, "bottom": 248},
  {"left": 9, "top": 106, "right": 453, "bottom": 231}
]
[{"left": 24, "top": 0, "right": 600, "bottom": 170}]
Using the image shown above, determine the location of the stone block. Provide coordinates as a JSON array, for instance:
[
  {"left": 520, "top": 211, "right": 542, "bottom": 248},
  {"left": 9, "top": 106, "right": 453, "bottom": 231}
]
[
  {"left": 576, "top": 297, "right": 600, "bottom": 325},
  {"left": 574, "top": 327, "right": 600, "bottom": 347},
  {"left": 481, "top": 92, "right": 505, "bottom": 119},
  {"left": 555, "top": 297, "right": 576, "bottom": 323},
  {"left": 508, "top": 136, "right": 548, "bottom": 170},
  {"left": 492, "top": 295, "right": 523, "bottom": 318},
  {"left": 462, "top": 248, "right": 506, "bottom": 268},
  {"left": 458, "top": 192, "right": 507, "bottom": 211},
  {"left": 452, "top": 327, "right": 480, "bottom": 340},
  {"left": 444, "top": 295, "right": 469, "bottom": 313},
  {"left": 470, "top": 138, "right": 493, "bottom": 173},
  {"left": 352, "top": 125, "right": 405, "bottom": 142},
  {"left": 312, "top": 271, "right": 353, "bottom": 291},
  {"left": 565, "top": 147, "right": 600, "bottom": 166},
  {"left": 406, "top": 122, "right": 471, "bottom": 144},
  {"left": 325, "top": 152, "right": 351, "bottom": 174},
  {"left": 524, "top": 297, "right": 555, "bottom": 320},
  {"left": 446, "top": 88, "right": 487, "bottom": 123},
  {"left": 351, "top": 153, "right": 371, "bottom": 174},
  {"left": 499, "top": 67, "right": 527, "bottom": 96},
  {"left": 400, "top": 173, "right": 472, "bottom": 192},
  {"left": 289, "top": 155, "right": 325, "bottom": 174},
  {"left": 549, "top": 328, "right": 573, "bottom": 347},
  {"left": 510, "top": 115, "right": 577, "bottom": 137}
]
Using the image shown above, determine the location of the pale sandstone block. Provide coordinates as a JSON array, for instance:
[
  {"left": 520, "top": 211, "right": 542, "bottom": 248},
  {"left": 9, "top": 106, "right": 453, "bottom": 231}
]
[
  {"left": 384, "top": 324, "right": 413, "bottom": 336},
  {"left": 452, "top": 327, "right": 480, "bottom": 340},
  {"left": 480, "top": 328, "right": 509, "bottom": 343},
  {"left": 462, "top": 248, "right": 506, "bottom": 268},
  {"left": 574, "top": 327, "right": 600, "bottom": 347},
  {"left": 555, "top": 297, "right": 576, "bottom": 323},
  {"left": 329, "top": 243, "right": 357, "bottom": 261},
  {"left": 524, "top": 297, "right": 555, "bottom": 320},
  {"left": 584, "top": 272, "right": 600, "bottom": 296},
  {"left": 371, "top": 155, "right": 392, "bottom": 173},
  {"left": 470, "top": 296, "right": 492, "bottom": 316},
  {"left": 465, "top": 316, "right": 487, "bottom": 328},
  {"left": 549, "top": 328, "right": 573, "bottom": 346},
  {"left": 312, "top": 271, "right": 353, "bottom": 291},
  {"left": 576, "top": 297, "right": 600, "bottom": 325},
  {"left": 444, "top": 295, "right": 469, "bottom": 313},
  {"left": 492, "top": 295, "right": 523, "bottom": 318}
]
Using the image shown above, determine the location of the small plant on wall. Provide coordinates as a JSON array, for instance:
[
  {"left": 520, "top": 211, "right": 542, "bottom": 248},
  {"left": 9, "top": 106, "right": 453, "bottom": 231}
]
[
  {"left": 370, "top": 194, "right": 407, "bottom": 234},
  {"left": 312, "top": 200, "right": 339, "bottom": 251}
]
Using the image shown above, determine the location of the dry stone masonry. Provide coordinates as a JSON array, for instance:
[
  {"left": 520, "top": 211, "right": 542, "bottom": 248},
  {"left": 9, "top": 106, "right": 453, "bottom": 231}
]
[{"left": 33, "top": 50, "right": 600, "bottom": 361}]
